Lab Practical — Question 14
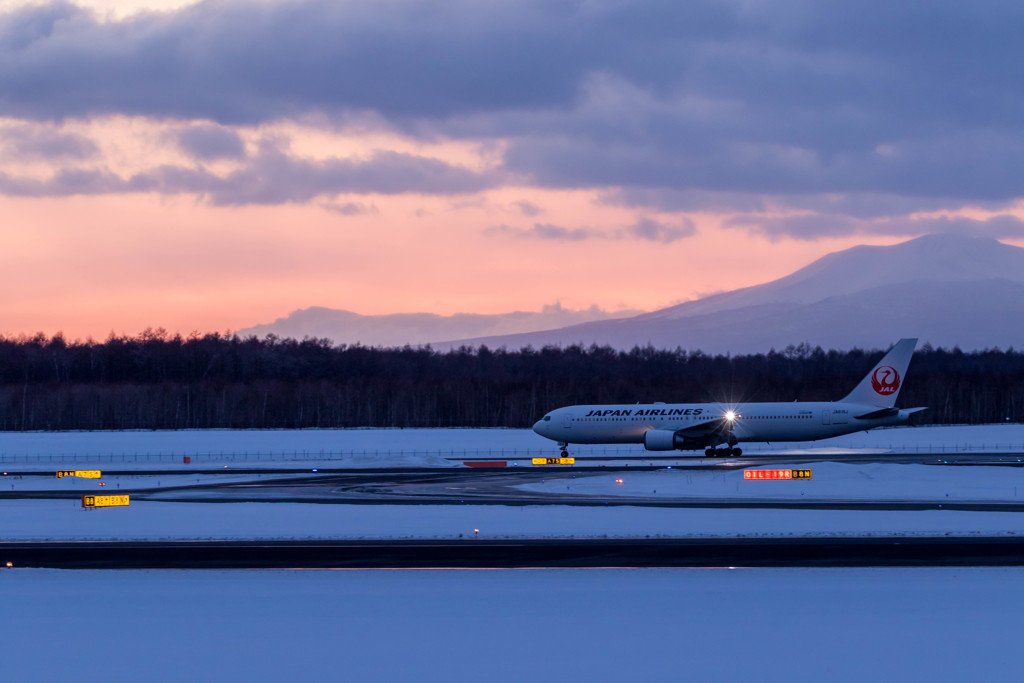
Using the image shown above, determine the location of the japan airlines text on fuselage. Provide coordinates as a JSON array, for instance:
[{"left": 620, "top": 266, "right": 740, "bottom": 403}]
[{"left": 532, "top": 338, "right": 925, "bottom": 457}]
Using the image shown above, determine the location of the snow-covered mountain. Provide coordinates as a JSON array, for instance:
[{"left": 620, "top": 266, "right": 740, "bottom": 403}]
[
  {"left": 236, "top": 302, "right": 643, "bottom": 347},
  {"left": 436, "top": 234, "right": 1024, "bottom": 353}
]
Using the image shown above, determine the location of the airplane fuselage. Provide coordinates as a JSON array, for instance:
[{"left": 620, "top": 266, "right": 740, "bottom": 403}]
[{"left": 533, "top": 401, "right": 911, "bottom": 447}]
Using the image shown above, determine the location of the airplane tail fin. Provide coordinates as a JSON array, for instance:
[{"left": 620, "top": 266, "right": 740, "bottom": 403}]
[{"left": 841, "top": 338, "right": 918, "bottom": 408}]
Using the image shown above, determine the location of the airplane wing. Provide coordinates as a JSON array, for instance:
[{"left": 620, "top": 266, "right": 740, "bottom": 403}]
[
  {"left": 855, "top": 406, "right": 928, "bottom": 420},
  {"left": 854, "top": 407, "right": 899, "bottom": 420},
  {"left": 675, "top": 415, "right": 734, "bottom": 438}
]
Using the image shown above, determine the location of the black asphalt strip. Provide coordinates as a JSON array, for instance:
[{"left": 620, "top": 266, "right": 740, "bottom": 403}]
[{"left": 4, "top": 537, "right": 1024, "bottom": 569}]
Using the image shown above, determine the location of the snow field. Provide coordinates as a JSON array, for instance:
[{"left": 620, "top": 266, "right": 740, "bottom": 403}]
[
  {"left": 2, "top": 567, "right": 1022, "bottom": 683},
  {"left": 4, "top": 499, "right": 1024, "bottom": 541}
]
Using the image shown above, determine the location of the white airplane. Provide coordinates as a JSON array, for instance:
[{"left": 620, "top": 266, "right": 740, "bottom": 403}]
[{"left": 532, "top": 338, "right": 925, "bottom": 457}]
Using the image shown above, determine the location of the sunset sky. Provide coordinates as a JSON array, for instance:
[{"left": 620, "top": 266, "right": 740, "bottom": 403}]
[{"left": 2, "top": 0, "right": 1023, "bottom": 339}]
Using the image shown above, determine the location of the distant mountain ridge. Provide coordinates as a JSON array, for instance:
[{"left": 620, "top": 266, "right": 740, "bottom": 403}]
[
  {"left": 236, "top": 302, "right": 643, "bottom": 347},
  {"left": 434, "top": 233, "right": 1024, "bottom": 353},
  {"left": 632, "top": 231, "right": 1024, "bottom": 320},
  {"left": 240, "top": 234, "right": 1024, "bottom": 353}
]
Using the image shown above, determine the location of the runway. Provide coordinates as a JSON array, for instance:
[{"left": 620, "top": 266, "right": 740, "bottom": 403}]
[
  {"left": 6, "top": 537, "right": 1024, "bottom": 569},
  {"left": 457, "top": 450, "right": 1024, "bottom": 467},
  {"left": 109, "top": 469, "right": 1024, "bottom": 511},
  {"left": 8, "top": 449, "right": 1024, "bottom": 509}
]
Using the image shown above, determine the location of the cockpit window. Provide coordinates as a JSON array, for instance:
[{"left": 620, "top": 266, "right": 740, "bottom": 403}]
[{"left": 543, "top": 415, "right": 552, "bottom": 421}]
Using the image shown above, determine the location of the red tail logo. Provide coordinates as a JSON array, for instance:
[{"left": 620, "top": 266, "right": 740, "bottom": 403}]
[{"left": 871, "top": 366, "right": 901, "bottom": 395}]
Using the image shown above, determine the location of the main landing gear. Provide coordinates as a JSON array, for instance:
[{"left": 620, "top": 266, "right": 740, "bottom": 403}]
[{"left": 705, "top": 446, "right": 742, "bottom": 457}]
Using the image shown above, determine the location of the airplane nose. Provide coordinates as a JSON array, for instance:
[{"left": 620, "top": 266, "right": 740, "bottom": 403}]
[{"left": 532, "top": 419, "right": 546, "bottom": 436}]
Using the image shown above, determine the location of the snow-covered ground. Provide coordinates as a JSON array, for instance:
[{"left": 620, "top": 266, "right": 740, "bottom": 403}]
[
  {"left": 3, "top": 499, "right": 1024, "bottom": 541},
  {"left": 4, "top": 428, "right": 1023, "bottom": 682},
  {"left": 1, "top": 424, "right": 1023, "bottom": 468},
  {"left": 2, "top": 567, "right": 1022, "bottom": 683},
  {"left": 5, "top": 425, "right": 1024, "bottom": 542}
]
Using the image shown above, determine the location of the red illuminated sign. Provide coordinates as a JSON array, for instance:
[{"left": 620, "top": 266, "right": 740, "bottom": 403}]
[{"left": 743, "top": 469, "right": 812, "bottom": 480}]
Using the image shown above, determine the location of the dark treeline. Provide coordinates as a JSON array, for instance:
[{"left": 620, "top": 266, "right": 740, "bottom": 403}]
[{"left": 0, "top": 331, "right": 1021, "bottom": 430}]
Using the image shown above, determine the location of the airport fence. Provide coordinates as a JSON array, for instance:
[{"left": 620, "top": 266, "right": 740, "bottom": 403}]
[
  {"left": 2, "top": 443, "right": 1024, "bottom": 464},
  {"left": 0, "top": 447, "right": 644, "bottom": 465}
]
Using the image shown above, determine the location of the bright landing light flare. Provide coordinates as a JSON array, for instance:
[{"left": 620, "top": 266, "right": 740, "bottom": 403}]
[{"left": 725, "top": 410, "right": 737, "bottom": 422}]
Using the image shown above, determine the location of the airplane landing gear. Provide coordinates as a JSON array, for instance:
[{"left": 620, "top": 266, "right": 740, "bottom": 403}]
[
  {"left": 558, "top": 442, "right": 569, "bottom": 458},
  {"left": 705, "top": 446, "right": 743, "bottom": 458}
]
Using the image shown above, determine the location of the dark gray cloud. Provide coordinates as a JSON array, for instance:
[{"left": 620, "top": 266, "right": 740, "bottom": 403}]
[
  {"left": 0, "top": 124, "right": 97, "bottom": 160},
  {"left": 170, "top": 143, "right": 497, "bottom": 205},
  {"left": 0, "top": 167, "right": 128, "bottom": 196},
  {"left": 320, "top": 201, "right": 378, "bottom": 216},
  {"left": 603, "top": 188, "right": 770, "bottom": 214},
  {"left": 3, "top": 1, "right": 1024, "bottom": 221},
  {"left": 0, "top": 0, "right": 733, "bottom": 123},
  {"left": 0, "top": 141, "right": 496, "bottom": 203},
  {"left": 621, "top": 217, "right": 695, "bottom": 243},
  {"left": 486, "top": 217, "right": 694, "bottom": 243},
  {"left": 609, "top": 187, "right": 1024, "bottom": 241},
  {"left": 605, "top": 188, "right": 1018, "bottom": 223},
  {"left": 486, "top": 223, "right": 600, "bottom": 242},
  {"left": 726, "top": 213, "right": 1024, "bottom": 241},
  {"left": 500, "top": 128, "right": 1024, "bottom": 203},
  {"left": 513, "top": 200, "right": 543, "bottom": 216},
  {"left": 175, "top": 125, "right": 245, "bottom": 160}
]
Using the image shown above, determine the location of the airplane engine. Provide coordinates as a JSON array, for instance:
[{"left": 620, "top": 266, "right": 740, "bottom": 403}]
[
  {"left": 644, "top": 429, "right": 682, "bottom": 451},
  {"left": 644, "top": 429, "right": 707, "bottom": 451}
]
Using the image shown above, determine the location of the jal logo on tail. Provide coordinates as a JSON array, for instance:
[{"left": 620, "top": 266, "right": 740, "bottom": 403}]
[{"left": 871, "top": 366, "right": 901, "bottom": 395}]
